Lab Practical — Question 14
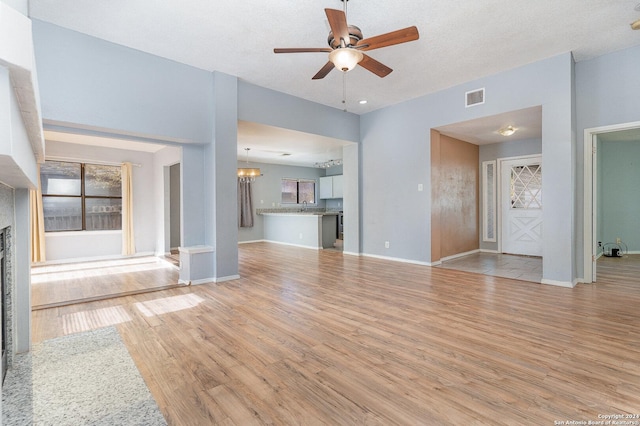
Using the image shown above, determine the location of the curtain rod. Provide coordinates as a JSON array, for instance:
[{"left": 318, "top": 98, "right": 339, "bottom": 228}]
[{"left": 45, "top": 156, "right": 142, "bottom": 167}]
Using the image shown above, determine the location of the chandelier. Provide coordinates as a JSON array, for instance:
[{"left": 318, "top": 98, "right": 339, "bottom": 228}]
[
  {"left": 237, "top": 148, "right": 261, "bottom": 182},
  {"left": 314, "top": 159, "right": 342, "bottom": 169}
]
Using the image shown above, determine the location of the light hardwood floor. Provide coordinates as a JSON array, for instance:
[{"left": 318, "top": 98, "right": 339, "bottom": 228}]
[
  {"left": 31, "top": 256, "right": 180, "bottom": 309},
  {"left": 32, "top": 244, "right": 640, "bottom": 425}
]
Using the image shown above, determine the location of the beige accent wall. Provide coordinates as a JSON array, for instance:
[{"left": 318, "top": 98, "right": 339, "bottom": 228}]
[{"left": 431, "top": 130, "right": 479, "bottom": 262}]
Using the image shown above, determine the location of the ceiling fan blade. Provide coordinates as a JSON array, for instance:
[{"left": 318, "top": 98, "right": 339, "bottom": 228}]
[
  {"left": 312, "top": 61, "right": 335, "bottom": 80},
  {"left": 358, "top": 54, "right": 393, "bottom": 78},
  {"left": 356, "top": 26, "right": 419, "bottom": 51},
  {"left": 274, "top": 48, "right": 332, "bottom": 54},
  {"left": 325, "top": 8, "right": 350, "bottom": 47}
]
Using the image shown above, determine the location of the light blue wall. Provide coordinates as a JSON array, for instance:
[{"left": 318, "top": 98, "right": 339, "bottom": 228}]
[
  {"left": 238, "top": 82, "right": 359, "bottom": 143},
  {"left": 575, "top": 44, "right": 640, "bottom": 274},
  {"left": 479, "top": 138, "right": 542, "bottom": 252},
  {"left": 238, "top": 162, "right": 326, "bottom": 243},
  {"left": 181, "top": 144, "right": 205, "bottom": 247},
  {"left": 32, "top": 21, "right": 359, "bottom": 281},
  {"left": 40, "top": 17, "right": 640, "bottom": 285},
  {"left": 361, "top": 53, "right": 574, "bottom": 283},
  {"left": 32, "top": 20, "right": 214, "bottom": 144},
  {"left": 208, "top": 72, "right": 239, "bottom": 280},
  {"left": 598, "top": 140, "right": 640, "bottom": 253}
]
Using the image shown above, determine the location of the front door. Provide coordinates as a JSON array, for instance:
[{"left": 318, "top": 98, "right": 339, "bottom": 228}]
[{"left": 500, "top": 156, "right": 543, "bottom": 256}]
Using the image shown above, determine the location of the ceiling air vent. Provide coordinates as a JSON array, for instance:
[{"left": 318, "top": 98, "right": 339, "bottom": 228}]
[{"left": 465, "top": 88, "right": 485, "bottom": 107}]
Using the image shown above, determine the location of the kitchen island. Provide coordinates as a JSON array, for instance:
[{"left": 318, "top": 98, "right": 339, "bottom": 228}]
[{"left": 259, "top": 211, "right": 338, "bottom": 250}]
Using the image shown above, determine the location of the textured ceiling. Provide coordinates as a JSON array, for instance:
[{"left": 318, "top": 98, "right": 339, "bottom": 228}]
[
  {"left": 29, "top": 0, "right": 640, "bottom": 114},
  {"left": 29, "top": 0, "right": 640, "bottom": 164}
]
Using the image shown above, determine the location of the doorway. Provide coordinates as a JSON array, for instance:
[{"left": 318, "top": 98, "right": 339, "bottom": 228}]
[
  {"left": 583, "top": 121, "right": 640, "bottom": 282},
  {"left": 169, "top": 163, "right": 181, "bottom": 257},
  {"left": 499, "top": 155, "right": 542, "bottom": 256}
]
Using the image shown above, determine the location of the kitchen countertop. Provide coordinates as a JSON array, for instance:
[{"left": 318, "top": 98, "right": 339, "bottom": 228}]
[
  {"left": 259, "top": 211, "right": 339, "bottom": 216},
  {"left": 256, "top": 208, "right": 340, "bottom": 216}
]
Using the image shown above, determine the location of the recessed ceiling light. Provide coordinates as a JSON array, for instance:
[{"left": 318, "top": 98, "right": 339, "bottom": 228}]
[
  {"left": 280, "top": 153, "right": 292, "bottom": 156},
  {"left": 359, "top": 100, "right": 367, "bottom": 105}
]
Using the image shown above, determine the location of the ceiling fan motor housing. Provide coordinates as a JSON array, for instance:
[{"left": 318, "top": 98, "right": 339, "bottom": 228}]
[{"left": 328, "top": 25, "right": 363, "bottom": 49}]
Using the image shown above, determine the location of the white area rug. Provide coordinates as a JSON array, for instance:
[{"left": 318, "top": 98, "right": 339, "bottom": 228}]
[{"left": 2, "top": 326, "right": 166, "bottom": 425}]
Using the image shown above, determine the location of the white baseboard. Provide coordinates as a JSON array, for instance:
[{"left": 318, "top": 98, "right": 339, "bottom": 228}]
[
  {"left": 479, "top": 249, "right": 500, "bottom": 254},
  {"left": 179, "top": 277, "right": 213, "bottom": 285},
  {"left": 362, "top": 253, "right": 431, "bottom": 267},
  {"left": 440, "top": 249, "right": 480, "bottom": 262},
  {"left": 342, "top": 251, "right": 361, "bottom": 257},
  {"left": 238, "top": 239, "right": 265, "bottom": 244},
  {"left": 215, "top": 274, "right": 241, "bottom": 283},
  {"left": 262, "top": 240, "right": 321, "bottom": 250},
  {"left": 540, "top": 278, "right": 576, "bottom": 288},
  {"left": 179, "top": 274, "right": 240, "bottom": 285},
  {"left": 39, "top": 251, "right": 156, "bottom": 266}
]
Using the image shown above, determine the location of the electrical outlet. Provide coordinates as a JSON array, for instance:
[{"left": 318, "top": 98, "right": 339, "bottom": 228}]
[
  {"left": 616, "top": 237, "right": 621, "bottom": 244},
  {"left": 299, "top": 233, "right": 303, "bottom": 239},
  {"left": 598, "top": 241, "right": 602, "bottom": 247},
  {"left": 385, "top": 241, "right": 390, "bottom": 248}
]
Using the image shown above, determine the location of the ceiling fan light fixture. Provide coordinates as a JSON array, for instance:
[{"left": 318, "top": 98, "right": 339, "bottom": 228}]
[
  {"left": 498, "top": 125, "right": 517, "bottom": 136},
  {"left": 632, "top": 18, "right": 640, "bottom": 30},
  {"left": 329, "top": 48, "right": 363, "bottom": 72}
]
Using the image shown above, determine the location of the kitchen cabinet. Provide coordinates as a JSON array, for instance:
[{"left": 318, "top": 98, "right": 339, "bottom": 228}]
[{"left": 319, "top": 175, "right": 343, "bottom": 199}]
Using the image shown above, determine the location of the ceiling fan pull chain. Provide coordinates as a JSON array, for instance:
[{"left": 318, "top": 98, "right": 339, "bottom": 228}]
[{"left": 342, "top": 73, "right": 348, "bottom": 112}]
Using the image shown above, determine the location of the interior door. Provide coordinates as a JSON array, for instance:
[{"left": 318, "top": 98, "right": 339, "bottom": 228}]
[{"left": 501, "top": 156, "right": 543, "bottom": 256}]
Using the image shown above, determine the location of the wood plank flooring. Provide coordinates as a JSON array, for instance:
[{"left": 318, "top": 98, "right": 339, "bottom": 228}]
[
  {"left": 31, "top": 256, "right": 180, "bottom": 309},
  {"left": 31, "top": 244, "right": 640, "bottom": 425}
]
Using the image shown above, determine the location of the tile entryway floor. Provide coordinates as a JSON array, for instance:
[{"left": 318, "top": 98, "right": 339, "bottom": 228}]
[{"left": 435, "top": 252, "right": 542, "bottom": 283}]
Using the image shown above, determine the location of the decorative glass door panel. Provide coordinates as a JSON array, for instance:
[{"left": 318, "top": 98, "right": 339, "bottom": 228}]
[{"left": 501, "top": 157, "right": 543, "bottom": 256}]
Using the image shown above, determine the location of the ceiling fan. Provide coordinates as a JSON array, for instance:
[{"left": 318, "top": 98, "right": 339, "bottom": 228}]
[{"left": 274, "top": 7, "right": 419, "bottom": 80}]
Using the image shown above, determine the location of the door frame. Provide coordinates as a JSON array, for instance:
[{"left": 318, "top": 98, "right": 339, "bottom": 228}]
[
  {"left": 583, "top": 120, "right": 640, "bottom": 283},
  {"left": 497, "top": 154, "right": 542, "bottom": 255}
]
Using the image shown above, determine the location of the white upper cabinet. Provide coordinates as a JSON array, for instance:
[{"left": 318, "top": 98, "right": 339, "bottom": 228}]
[
  {"left": 319, "top": 175, "right": 343, "bottom": 199},
  {"left": 332, "top": 175, "right": 343, "bottom": 198}
]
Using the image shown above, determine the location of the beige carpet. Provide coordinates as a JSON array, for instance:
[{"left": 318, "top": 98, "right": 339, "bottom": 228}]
[{"left": 2, "top": 326, "right": 166, "bottom": 425}]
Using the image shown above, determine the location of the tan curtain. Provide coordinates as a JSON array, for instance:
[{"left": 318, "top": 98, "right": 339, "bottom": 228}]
[
  {"left": 238, "top": 179, "right": 254, "bottom": 228},
  {"left": 121, "top": 162, "right": 135, "bottom": 255},
  {"left": 30, "top": 164, "right": 46, "bottom": 263}
]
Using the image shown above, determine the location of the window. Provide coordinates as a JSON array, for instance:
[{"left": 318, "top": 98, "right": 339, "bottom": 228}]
[
  {"left": 510, "top": 164, "right": 542, "bottom": 209},
  {"left": 281, "top": 178, "right": 316, "bottom": 204},
  {"left": 41, "top": 161, "right": 122, "bottom": 232},
  {"left": 482, "top": 160, "right": 496, "bottom": 242}
]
